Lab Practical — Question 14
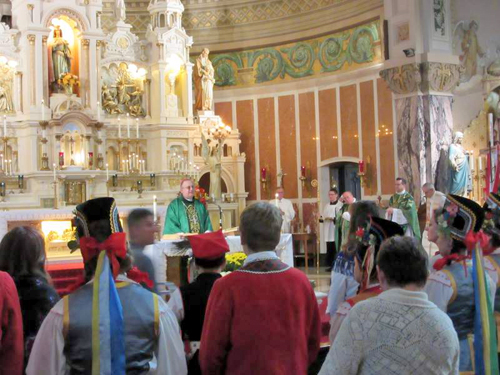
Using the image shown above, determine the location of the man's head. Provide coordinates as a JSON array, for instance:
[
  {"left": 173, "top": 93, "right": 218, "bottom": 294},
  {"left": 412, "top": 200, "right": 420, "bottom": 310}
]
[
  {"left": 127, "top": 208, "right": 158, "bottom": 247},
  {"left": 422, "top": 182, "right": 435, "bottom": 199},
  {"left": 395, "top": 178, "right": 406, "bottom": 193},
  {"left": 276, "top": 187, "right": 285, "bottom": 200},
  {"left": 240, "top": 202, "right": 282, "bottom": 253},
  {"left": 377, "top": 236, "right": 428, "bottom": 290},
  {"left": 180, "top": 178, "right": 195, "bottom": 200},
  {"left": 341, "top": 191, "right": 355, "bottom": 204},
  {"left": 329, "top": 188, "right": 339, "bottom": 203}
]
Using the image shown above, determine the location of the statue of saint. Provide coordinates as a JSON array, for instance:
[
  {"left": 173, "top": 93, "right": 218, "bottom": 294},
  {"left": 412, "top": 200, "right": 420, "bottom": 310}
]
[
  {"left": 201, "top": 130, "right": 222, "bottom": 199},
  {"left": 194, "top": 48, "right": 215, "bottom": 112},
  {"left": 0, "top": 85, "right": 13, "bottom": 113},
  {"left": 114, "top": 0, "right": 127, "bottom": 22},
  {"left": 448, "top": 132, "right": 472, "bottom": 196},
  {"left": 101, "top": 85, "right": 122, "bottom": 114},
  {"left": 51, "top": 25, "right": 71, "bottom": 83}
]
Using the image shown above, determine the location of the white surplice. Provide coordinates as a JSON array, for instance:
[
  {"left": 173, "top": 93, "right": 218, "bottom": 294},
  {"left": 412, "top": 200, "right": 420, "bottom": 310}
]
[
  {"left": 26, "top": 275, "right": 187, "bottom": 375},
  {"left": 322, "top": 201, "right": 343, "bottom": 242},
  {"left": 270, "top": 198, "right": 295, "bottom": 233}
]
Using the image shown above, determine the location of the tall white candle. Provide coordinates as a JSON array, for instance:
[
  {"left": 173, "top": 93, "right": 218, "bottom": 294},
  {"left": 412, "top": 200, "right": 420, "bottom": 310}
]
[
  {"left": 469, "top": 151, "right": 474, "bottom": 170},
  {"left": 127, "top": 114, "right": 130, "bottom": 139},
  {"left": 41, "top": 99, "right": 45, "bottom": 121},
  {"left": 136, "top": 118, "right": 139, "bottom": 138},
  {"left": 97, "top": 101, "right": 101, "bottom": 122},
  {"left": 118, "top": 117, "right": 122, "bottom": 138},
  {"left": 489, "top": 113, "right": 494, "bottom": 147},
  {"left": 275, "top": 193, "right": 279, "bottom": 207},
  {"left": 153, "top": 195, "right": 157, "bottom": 221},
  {"left": 53, "top": 163, "right": 56, "bottom": 181},
  {"left": 106, "top": 163, "right": 109, "bottom": 181}
]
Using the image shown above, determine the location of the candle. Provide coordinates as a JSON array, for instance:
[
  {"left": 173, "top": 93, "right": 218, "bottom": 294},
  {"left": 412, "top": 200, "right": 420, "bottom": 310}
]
[
  {"left": 97, "top": 101, "right": 101, "bottom": 122},
  {"left": 127, "top": 113, "right": 130, "bottom": 139},
  {"left": 136, "top": 118, "right": 139, "bottom": 138},
  {"left": 358, "top": 160, "right": 365, "bottom": 173},
  {"left": 59, "top": 152, "right": 64, "bottom": 166},
  {"left": 230, "top": 192, "right": 234, "bottom": 202},
  {"left": 41, "top": 99, "right": 45, "bottom": 121},
  {"left": 261, "top": 167, "right": 266, "bottom": 180},
  {"left": 118, "top": 117, "right": 122, "bottom": 138},
  {"left": 3, "top": 115, "right": 6, "bottom": 137},
  {"left": 479, "top": 157, "right": 483, "bottom": 170},
  {"left": 53, "top": 163, "right": 56, "bottom": 181},
  {"left": 275, "top": 193, "right": 279, "bottom": 207},
  {"left": 106, "top": 163, "right": 109, "bottom": 181},
  {"left": 489, "top": 113, "right": 494, "bottom": 147},
  {"left": 300, "top": 165, "right": 306, "bottom": 177},
  {"left": 153, "top": 195, "right": 157, "bottom": 221},
  {"left": 469, "top": 151, "right": 474, "bottom": 170}
]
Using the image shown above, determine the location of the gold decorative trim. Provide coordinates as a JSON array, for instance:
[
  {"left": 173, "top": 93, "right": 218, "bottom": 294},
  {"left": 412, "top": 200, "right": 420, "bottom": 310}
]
[{"left": 27, "top": 34, "right": 36, "bottom": 45}]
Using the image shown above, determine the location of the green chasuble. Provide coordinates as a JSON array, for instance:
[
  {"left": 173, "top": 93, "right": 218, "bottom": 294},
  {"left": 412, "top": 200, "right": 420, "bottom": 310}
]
[
  {"left": 163, "top": 197, "right": 213, "bottom": 235},
  {"left": 389, "top": 191, "right": 421, "bottom": 242},
  {"left": 334, "top": 204, "right": 351, "bottom": 253}
]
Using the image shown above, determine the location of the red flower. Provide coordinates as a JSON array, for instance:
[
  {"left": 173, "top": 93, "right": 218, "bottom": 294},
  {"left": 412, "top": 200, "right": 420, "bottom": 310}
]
[
  {"left": 127, "top": 267, "right": 154, "bottom": 289},
  {"left": 355, "top": 227, "right": 364, "bottom": 238}
]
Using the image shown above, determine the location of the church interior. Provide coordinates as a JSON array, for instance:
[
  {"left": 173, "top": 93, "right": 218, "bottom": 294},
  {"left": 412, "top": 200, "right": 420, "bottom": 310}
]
[{"left": 1, "top": 0, "right": 500, "bottom": 372}]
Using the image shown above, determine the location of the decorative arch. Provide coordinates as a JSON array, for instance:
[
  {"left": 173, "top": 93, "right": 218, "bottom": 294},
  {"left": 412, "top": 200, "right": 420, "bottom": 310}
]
[{"left": 42, "top": 7, "right": 90, "bottom": 31}]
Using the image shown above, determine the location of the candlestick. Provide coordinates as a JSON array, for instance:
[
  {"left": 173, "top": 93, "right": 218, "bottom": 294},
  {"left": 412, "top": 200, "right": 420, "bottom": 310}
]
[
  {"left": 53, "top": 163, "right": 56, "bottom": 181},
  {"left": 136, "top": 118, "right": 139, "bottom": 139},
  {"left": 41, "top": 99, "right": 45, "bottom": 121},
  {"left": 153, "top": 195, "right": 157, "bottom": 222},
  {"left": 275, "top": 193, "right": 279, "bottom": 207},
  {"left": 118, "top": 117, "right": 122, "bottom": 138},
  {"left": 106, "top": 163, "right": 109, "bottom": 181},
  {"left": 127, "top": 113, "right": 130, "bottom": 139}
]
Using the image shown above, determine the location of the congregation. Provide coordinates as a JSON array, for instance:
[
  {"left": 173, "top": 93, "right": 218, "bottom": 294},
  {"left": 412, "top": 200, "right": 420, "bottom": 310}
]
[{"left": 0, "top": 177, "right": 499, "bottom": 375}]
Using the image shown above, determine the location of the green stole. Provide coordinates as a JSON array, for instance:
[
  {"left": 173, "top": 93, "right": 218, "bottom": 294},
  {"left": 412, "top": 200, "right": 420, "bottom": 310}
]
[
  {"left": 389, "top": 191, "right": 421, "bottom": 241},
  {"left": 163, "top": 197, "right": 213, "bottom": 235}
]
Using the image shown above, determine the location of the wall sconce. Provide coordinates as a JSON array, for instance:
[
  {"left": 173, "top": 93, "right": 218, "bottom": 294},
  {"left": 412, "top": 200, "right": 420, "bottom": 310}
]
[
  {"left": 150, "top": 173, "right": 156, "bottom": 187},
  {"left": 112, "top": 174, "right": 118, "bottom": 187},
  {"left": 358, "top": 160, "right": 366, "bottom": 187},
  {"left": 18, "top": 175, "right": 24, "bottom": 193},
  {"left": 299, "top": 165, "right": 307, "bottom": 186},
  {"left": 260, "top": 167, "right": 268, "bottom": 190}
]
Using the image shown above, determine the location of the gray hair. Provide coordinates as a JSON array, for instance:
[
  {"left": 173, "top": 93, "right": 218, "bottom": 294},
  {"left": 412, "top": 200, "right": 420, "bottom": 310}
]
[
  {"left": 422, "top": 182, "right": 435, "bottom": 191},
  {"left": 240, "top": 202, "right": 282, "bottom": 252}
]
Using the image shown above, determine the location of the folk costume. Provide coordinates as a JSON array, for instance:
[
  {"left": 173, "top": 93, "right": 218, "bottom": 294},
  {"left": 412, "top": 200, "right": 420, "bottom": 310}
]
[
  {"left": 199, "top": 251, "right": 321, "bottom": 375},
  {"left": 164, "top": 196, "right": 213, "bottom": 235},
  {"left": 328, "top": 217, "right": 404, "bottom": 343},
  {"left": 388, "top": 190, "right": 421, "bottom": 241},
  {"left": 334, "top": 199, "right": 355, "bottom": 253},
  {"left": 270, "top": 197, "right": 295, "bottom": 233},
  {"left": 425, "top": 194, "right": 498, "bottom": 373},
  {"left": 27, "top": 197, "right": 187, "bottom": 375},
  {"left": 0, "top": 271, "right": 23, "bottom": 375},
  {"left": 319, "top": 199, "right": 343, "bottom": 268}
]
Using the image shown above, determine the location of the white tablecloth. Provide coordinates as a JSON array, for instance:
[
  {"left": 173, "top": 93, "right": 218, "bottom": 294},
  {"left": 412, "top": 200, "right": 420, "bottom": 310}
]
[{"left": 143, "top": 234, "right": 294, "bottom": 291}]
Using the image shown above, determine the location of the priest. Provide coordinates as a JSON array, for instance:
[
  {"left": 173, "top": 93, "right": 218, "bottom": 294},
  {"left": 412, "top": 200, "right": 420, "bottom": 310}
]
[
  {"left": 164, "top": 178, "right": 213, "bottom": 235},
  {"left": 386, "top": 178, "right": 421, "bottom": 241}
]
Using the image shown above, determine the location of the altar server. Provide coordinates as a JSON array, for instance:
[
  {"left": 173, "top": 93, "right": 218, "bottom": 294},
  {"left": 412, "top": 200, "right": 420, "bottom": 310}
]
[
  {"left": 319, "top": 188, "right": 343, "bottom": 270},
  {"left": 27, "top": 197, "right": 187, "bottom": 375},
  {"left": 270, "top": 187, "right": 296, "bottom": 233},
  {"left": 200, "top": 202, "right": 320, "bottom": 375},
  {"left": 170, "top": 230, "right": 229, "bottom": 375}
]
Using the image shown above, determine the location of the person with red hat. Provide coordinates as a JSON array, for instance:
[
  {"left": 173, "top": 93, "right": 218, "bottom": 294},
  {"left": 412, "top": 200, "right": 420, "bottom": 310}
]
[
  {"left": 199, "top": 202, "right": 321, "bottom": 375},
  {"left": 170, "top": 230, "right": 229, "bottom": 375}
]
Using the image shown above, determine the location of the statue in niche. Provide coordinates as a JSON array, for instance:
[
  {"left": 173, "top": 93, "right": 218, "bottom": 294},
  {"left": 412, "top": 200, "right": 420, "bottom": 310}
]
[
  {"left": 101, "top": 85, "right": 122, "bottom": 114},
  {"left": 0, "top": 84, "right": 13, "bottom": 113},
  {"left": 112, "top": 63, "right": 135, "bottom": 105},
  {"left": 51, "top": 25, "right": 72, "bottom": 85},
  {"left": 201, "top": 130, "right": 222, "bottom": 199},
  {"left": 454, "top": 20, "right": 484, "bottom": 82},
  {"left": 194, "top": 48, "right": 215, "bottom": 112},
  {"left": 128, "top": 88, "right": 145, "bottom": 117},
  {"left": 114, "top": 0, "right": 127, "bottom": 22},
  {"left": 448, "top": 132, "right": 472, "bottom": 196}
]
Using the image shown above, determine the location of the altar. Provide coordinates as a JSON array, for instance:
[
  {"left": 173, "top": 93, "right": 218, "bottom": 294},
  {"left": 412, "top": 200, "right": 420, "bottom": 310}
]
[{"left": 143, "top": 234, "right": 294, "bottom": 291}]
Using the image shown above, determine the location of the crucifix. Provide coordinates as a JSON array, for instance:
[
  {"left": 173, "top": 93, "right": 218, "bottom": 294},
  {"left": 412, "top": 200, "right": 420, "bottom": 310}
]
[{"left": 277, "top": 169, "right": 287, "bottom": 188}]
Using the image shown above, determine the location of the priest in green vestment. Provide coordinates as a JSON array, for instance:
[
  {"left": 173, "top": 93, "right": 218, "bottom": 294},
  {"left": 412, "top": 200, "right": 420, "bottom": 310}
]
[
  {"left": 163, "top": 179, "right": 213, "bottom": 235},
  {"left": 334, "top": 192, "right": 356, "bottom": 253},
  {"left": 387, "top": 178, "right": 421, "bottom": 242}
]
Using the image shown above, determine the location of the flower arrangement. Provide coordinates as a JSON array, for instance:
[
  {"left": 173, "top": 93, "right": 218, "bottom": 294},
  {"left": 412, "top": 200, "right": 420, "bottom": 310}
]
[
  {"left": 223, "top": 252, "right": 247, "bottom": 273},
  {"left": 194, "top": 186, "right": 207, "bottom": 204},
  {"left": 58, "top": 73, "right": 80, "bottom": 94}
]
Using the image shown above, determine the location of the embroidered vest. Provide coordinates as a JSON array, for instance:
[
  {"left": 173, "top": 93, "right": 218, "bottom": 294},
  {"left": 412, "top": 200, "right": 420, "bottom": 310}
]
[
  {"left": 486, "top": 254, "right": 500, "bottom": 312},
  {"left": 443, "top": 262, "right": 474, "bottom": 340},
  {"left": 63, "top": 282, "right": 159, "bottom": 375}
]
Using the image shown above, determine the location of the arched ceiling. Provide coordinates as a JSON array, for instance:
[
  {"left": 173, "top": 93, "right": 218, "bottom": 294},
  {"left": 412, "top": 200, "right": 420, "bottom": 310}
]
[{"left": 102, "top": 0, "right": 383, "bottom": 52}]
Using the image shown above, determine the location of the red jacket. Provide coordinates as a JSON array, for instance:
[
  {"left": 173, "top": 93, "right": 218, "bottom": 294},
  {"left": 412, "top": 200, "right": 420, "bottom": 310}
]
[
  {"left": 0, "top": 271, "right": 24, "bottom": 375},
  {"left": 200, "top": 258, "right": 321, "bottom": 375}
]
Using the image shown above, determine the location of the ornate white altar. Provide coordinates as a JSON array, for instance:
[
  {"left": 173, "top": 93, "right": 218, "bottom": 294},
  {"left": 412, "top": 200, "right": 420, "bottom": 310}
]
[{"left": 0, "top": 0, "right": 248, "bottom": 248}]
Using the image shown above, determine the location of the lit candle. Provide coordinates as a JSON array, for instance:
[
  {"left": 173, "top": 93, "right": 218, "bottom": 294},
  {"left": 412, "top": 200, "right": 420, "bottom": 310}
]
[
  {"left": 153, "top": 195, "right": 157, "bottom": 221},
  {"left": 3, "top": 115, "right": 6, "bottom": 137},
  {"left": 489, "top": 113, "right": 494, "bottom": 147},
  {"left": 358, "top": 160, "right": 365, "bottom": 173},
  {"left": 106, "top": 163, "right": 109, "bottom": 181},
  {"left": 136, "top": 118, "right": 139, "bottom": 138},
  {"left": 53, "top": 163, "right": 56, "bottom": 181},
  {"left": 261, "top": 167, "right": 266, "bottom": 180},
  {"left": 127, "top": 113, "right": 130, "bottom": 139},
  {"left": 97, "top": 101, "right": 100, "bottom": 122},
  {"left": 275, "top": 193, "right": 279, "bottom": 207},
  {"left": 41, "top": 99, "right": 45, "bottom": 121},
  {"left": 300, "top": 165, "right": 306, "bottom": 177}
]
